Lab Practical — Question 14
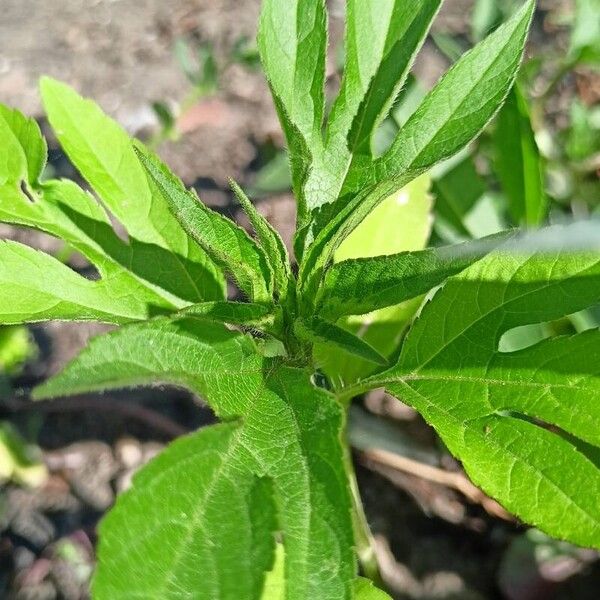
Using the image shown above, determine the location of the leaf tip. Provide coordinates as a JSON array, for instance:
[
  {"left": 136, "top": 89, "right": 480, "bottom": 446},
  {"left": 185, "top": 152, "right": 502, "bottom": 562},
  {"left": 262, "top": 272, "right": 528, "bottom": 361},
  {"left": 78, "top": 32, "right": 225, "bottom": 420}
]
[{"left": 39, "top": 76, "right": 71, "bottom": 103}]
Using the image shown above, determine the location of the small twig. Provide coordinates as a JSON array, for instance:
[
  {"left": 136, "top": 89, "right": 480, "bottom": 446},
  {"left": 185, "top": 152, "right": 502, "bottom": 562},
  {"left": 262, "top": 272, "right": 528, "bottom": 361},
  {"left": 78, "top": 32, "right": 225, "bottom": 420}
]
[
  {"left": 1, "top": 395, "right": 188, "bottom": 439},
  {"left": 360, "top": 447, "right": 512, "bottom": 521}
]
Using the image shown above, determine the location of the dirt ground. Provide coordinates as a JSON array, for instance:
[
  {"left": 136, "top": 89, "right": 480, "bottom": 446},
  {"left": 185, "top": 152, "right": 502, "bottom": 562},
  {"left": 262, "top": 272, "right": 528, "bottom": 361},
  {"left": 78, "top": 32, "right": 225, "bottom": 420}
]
[{"left": 1, "top": 1, "right": 599, "bottom": 599}]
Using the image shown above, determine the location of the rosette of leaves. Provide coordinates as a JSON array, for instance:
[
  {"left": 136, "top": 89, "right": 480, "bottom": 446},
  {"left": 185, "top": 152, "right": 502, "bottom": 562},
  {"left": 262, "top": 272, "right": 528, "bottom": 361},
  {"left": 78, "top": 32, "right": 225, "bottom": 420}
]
[{"left": 1, "top": 1, "right": 598, "bottom": 599}]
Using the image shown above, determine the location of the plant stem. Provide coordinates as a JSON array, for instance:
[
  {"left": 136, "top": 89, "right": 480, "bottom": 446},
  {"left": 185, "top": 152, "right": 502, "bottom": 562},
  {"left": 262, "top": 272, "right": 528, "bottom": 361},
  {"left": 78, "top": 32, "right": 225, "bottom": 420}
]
[{"left": 343, "top": 440, "right": 382, "bottom": 586}]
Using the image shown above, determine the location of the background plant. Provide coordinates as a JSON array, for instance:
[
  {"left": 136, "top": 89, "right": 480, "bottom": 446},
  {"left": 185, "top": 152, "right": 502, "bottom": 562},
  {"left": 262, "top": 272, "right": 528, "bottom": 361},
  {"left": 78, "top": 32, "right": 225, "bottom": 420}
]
[{"left": 0, "top": 1, "right": 599, "bottom": 599}]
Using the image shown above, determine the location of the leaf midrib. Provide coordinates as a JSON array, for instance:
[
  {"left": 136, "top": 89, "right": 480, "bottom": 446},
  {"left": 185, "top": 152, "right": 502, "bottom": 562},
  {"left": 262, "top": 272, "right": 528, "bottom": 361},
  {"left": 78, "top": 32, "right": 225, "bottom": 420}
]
[{"left": 385, "top": 372, "right": 596, "bottom": 391}]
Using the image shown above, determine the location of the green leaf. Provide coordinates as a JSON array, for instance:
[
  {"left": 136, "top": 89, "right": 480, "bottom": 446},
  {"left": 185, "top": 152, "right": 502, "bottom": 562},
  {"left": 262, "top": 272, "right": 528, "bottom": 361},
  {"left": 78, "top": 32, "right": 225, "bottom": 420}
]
[
  {"left": 353, "top": 578, "right": 392, "bottom": 600},
  {"left": 136, "top": 147, "right": 273, "bottom": 303},
  {"left": 0, "top": 240, "right": 162, "bottom": 324},
  {"left": 0, "top": 177, "right": 200, "bottom": 316},
  {"left": 230, "top": 180, "right": 292, "bottom": 301},
  {"left": 260, "top": 545, "right": 285, "bottom": 600},
  {"left": 494, "top": 84, "right": 547, "bottom": 226},
  {"left": 296, "top": 317, "right": 388, "bottom": 366},
  {"left": 39, "top": 78, "right": 225, "bottom": 302},
  {"left": 296, "top": 178, "right": 407, "bottom": 313},
  {"left": 258, "top": 0, "right": 326, "bottom": 149},
  {"left": 258, "top": 0, "right": 327, "bottom": 218},
  {"left": 318, "top": 233, "right": 510, "bottom": 321},
  {"left": 176, "top": 301, "right": 276, "bottom": 328},
  {"left": 301, "top": 0, "right": 441, "bottom": 221},
  {"left": 432, "top": 154, "right": 486, "bottom": 239},
  {"left": 569, "top": 0, "right": 600, "bottom": 65},
  {"left": 35, "top": 319, "right": 356, "bottom": 599},
  {"left": 317, "top": 176, "right": 433, "bottom": 386},
  {"left": 371, "top": 0, "right": 535, "bottom": 188},
  {"left": 332, "top": 0, "right": 442, "bottom": 159},
  {"left": 334, "top": 175, "right": 433, "bottom": 262},
  {"left": 259, "top": 549, "right": 389, "bottom": 600},
  {"left": 320, "top": 302, "right": 422, "bottom": 389},
  {"left": 0, "top": 114, "right": 190, "bottom": 321},
  {"left": 0, "top": 105, "right": 47, "bottom": 184},
  {"left": 368, "top": 227, "right": 600, "bottom": 548},
  {"left": 260, "top": 549, "right": 390, "bottom": 600},
  {"left": 297, "top": 0, "right": 533, "bottom": 298},
  {"left": 94, "top": 422, "right": 277, "bottom": 599},
  {"left": 461, "top": 193, "right": 508, "bottom": 240}
]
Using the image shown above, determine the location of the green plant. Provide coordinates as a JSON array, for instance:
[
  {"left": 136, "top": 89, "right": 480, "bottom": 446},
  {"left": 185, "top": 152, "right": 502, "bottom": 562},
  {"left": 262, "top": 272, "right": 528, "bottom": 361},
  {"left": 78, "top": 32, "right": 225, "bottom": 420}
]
[
  {"left": 151, "top": 39, "right": 219, "bottom": 146},
  {"left": 0, "top": 421, "right": 47, "bottom": 487},
  {"left": 151, "top": 35, "right": 261, "bottom": 147},
  {"left": 0, "top": 325, "right": 35, "bottom": 377},
  {"left": 0, "top": 0, "right": 599, "bottom": 598}
]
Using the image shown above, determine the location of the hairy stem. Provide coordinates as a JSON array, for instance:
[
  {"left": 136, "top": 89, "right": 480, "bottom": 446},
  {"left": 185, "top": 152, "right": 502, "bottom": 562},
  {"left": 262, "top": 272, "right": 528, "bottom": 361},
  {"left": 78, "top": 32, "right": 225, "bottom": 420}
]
[{"left": 343, "top": 439, "right": 383, "bottom": 586}]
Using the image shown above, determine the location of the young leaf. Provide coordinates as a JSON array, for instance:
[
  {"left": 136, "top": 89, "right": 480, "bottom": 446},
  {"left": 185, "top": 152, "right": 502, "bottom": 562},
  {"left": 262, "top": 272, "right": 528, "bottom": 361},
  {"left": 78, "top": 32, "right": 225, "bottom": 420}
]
[
  {"left": 298, "top": 1, "right": 534, "bottom": 296},
  {"left": 371, "top": 0, "right": 535, "bottom": 189},
  {"left": 175, "top": 301, "right": 276, "bottom": 328},
  {"left": 297, "top": 178, "right": 406, "bottom": 312},
  {"left": 318, "top": 233, "right": 511, "bottom": 321},
  {"left": 136, "top": 147, "right": 273, "bottom": 303},
  {"left": 494, "top": 84, "right": 547, "bottom": 226},
  {"left": 367, "top": 231, "right": 600, "bottom": 548},
  {"left": 257, "top": 0, "right": 327, "bottom": 217},
  {"left": 94, "top": 422, "right": 277, "bottom": 599},
  {"left": 304, "top": 0, "right": 442, "bottom": 214},
  {"left": 35, "top": 319, "right": 356, "bottom": 599},
  {"left": 295, "top": 317, "right": 388, "bottom": 366},
  {"left": 342, "top": 0, "right": 443, "bottom": 158},
  {"left": 258, "top": 0, "right": 326, "bottom": 149},
  {"left": 40, "top": 78, "right": 225, "bottom": 302},
  {"left": 294, "top": 0, "right": 441, "bottom": 256},
  {"left": 230, "top": 180, "right": 292, "bottom": 300}
]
